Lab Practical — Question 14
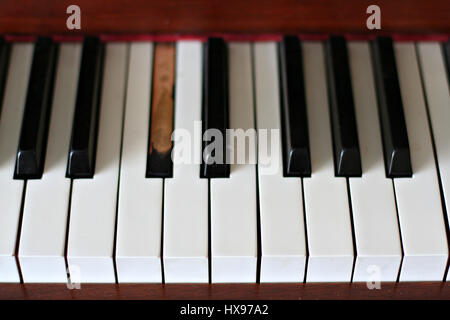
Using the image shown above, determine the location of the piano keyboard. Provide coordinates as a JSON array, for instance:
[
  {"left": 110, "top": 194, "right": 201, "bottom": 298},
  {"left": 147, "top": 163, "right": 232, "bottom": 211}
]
[{"left": 0, "top": 36, "right": 449, "bottom": 284}]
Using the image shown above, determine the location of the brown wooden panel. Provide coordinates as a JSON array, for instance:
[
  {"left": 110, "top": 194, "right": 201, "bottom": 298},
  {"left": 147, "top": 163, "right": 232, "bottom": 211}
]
[
  {"left": 0, "top": 283, "right": 449, "bottom": 300},
  {"left": 0, "top": 0, "right": 449, "bottom": 35}
]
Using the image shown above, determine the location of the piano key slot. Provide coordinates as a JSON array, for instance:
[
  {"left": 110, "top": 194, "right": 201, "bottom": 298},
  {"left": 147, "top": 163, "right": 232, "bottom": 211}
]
[{"left": 146, "top": 43, "right": 175, "bottom": 178}]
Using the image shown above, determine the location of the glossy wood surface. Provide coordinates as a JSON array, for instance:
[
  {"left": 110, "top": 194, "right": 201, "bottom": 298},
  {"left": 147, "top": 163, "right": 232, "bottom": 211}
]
[
  {"left": 0, "top": 283, "right": 449, "bottom": 299},
  {"left": 0, "top": 0, "right": 449, "bottom": 35}
]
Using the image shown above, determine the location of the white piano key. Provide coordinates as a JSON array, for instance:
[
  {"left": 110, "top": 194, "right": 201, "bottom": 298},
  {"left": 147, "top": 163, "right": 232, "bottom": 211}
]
[
  {"left": 394, "top": 43, "right": 448, "bottom": 281},
  {"left": 254, "top": 42, "right": 306, "bottom": 283},
  {"left": 67, "top": 43, "right": 128, "bottom": 283},
  {"left": 0, "top": 43, "right": 33, "bottom": 283},
  {"left": 115, "top": 42, "right": 163, "bottom": 283},
  {"left": 18, "top": 43, "right": 81, "bottom": 283},
  {"left": 347, "top": 42, "right": 402, "bottom": 282},
  {"left": 163, "top": 41, "right": 208, "bottom": 283},
  {"left": 302, "top": 42, "right": 354, "bottom": 282},
  {"left": 210, "top": 43, "right": 257, "bottom": 283},
  {"left": 416, "top": 43, "right": 450, "bottom": 282}
]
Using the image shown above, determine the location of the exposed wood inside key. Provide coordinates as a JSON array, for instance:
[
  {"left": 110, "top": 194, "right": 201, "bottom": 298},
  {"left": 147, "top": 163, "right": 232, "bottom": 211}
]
[{"left": 146, "top": 43, "right": 175, "bottom": 178}]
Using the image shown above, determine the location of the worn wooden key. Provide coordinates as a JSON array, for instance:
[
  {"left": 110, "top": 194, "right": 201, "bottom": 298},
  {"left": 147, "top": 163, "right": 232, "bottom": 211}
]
[{"left": 146, "top": 43, "right": 175, "bottom": 178}]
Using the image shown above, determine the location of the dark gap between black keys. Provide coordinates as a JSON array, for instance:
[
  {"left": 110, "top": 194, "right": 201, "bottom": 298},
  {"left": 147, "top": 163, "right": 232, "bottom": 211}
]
[
  {"left": 371, "top": 36, "right": 412, "bottom": 178},
  {"left": 66, "top": 36, "right": 104, "bottom": 179},
  {"left": 146, "top": 43, "right": 175, "bottom": 178},
  {"left": 0, "top": 37, "right": 10, "bottom": 117},
  {"left": 14, "top": 37, "right": 58, "bottom": 179},
  {"left": 279, "top": 35, "right": 311, "bottom": 177},
  {"left": 201, "top": 37, "right": 230, "bottom": 178},
  {"left": 325, "top": 36, "right": 362, "bottom": 177}
]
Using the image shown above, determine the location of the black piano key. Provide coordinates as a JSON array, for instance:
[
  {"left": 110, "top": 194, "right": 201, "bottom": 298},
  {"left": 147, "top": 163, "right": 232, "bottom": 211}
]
[
  {"left": 279, "top": 35, "right": 311, "bottom": 177},
  {"left": 443, "top": 41, "right": 450, "bottom": 88},
  {"left": 201, "top": 38, "right": 230, "bottom": 178},
  {"left": 371, "top": 37, "right": 412, "bottom": 178},
  {"left": 66, "top": 37, "right": 104, "bottom": 178},
  {"left": 14, "top": 37, "right": 58, "bottom": 179},
  {"left": 325, "top": 36, "right": 362, "bottom": 177},
  {"left": 0, "top": 37, "right": 10, "bottom": 114}
]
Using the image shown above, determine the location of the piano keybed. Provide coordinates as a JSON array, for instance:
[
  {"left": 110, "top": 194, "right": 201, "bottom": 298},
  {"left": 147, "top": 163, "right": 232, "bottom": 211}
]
[{"left": 0, "top": 35, "right": 449, "bottom": 287}]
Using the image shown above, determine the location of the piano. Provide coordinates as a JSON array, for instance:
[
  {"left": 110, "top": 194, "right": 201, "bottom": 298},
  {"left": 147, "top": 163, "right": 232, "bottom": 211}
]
[{"left": 0, "top": 0, "right": 449, "bottom": 300}]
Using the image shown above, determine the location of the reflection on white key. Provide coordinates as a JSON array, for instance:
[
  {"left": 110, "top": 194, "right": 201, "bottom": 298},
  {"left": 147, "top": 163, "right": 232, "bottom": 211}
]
[
  {"left": 347, "top": 42, "right": 402, "bottom": 282},
  {"left": 67, "top": 44, "right": 128, "bottom": 283},
  {"left": 116, "top": 42, "right": 163, "bottom": 283},
  {"left": 303, "top": 42, "right": 354, "bottom": 282},
  {"left": 0, "top": 43, "right": 33, "bottom": 283},
  {"left": 394, "top": 43, "right": 448, "bottom": 281},
  {"left": 210, "top": 43, "right": 257, "bottom": 283},
  {"left": 254, "top": 42, "right": 306, "bottom": 283},
  {"left": 416, "top": 42, "right": 450, "bottom": 281},
  {"left": 163, "top": 41, "right": 208, "bottom": 283},
  {"left": 18, "top": 43, "right": 81, "bottom": 283}
]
